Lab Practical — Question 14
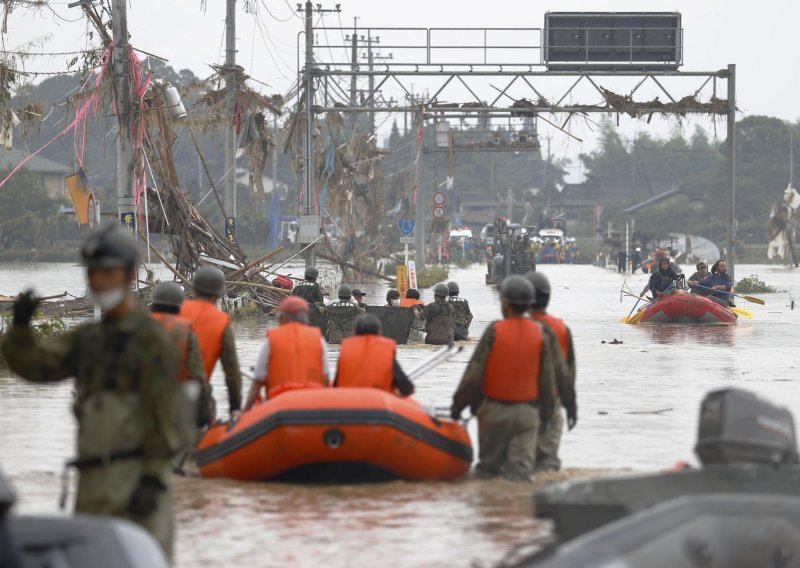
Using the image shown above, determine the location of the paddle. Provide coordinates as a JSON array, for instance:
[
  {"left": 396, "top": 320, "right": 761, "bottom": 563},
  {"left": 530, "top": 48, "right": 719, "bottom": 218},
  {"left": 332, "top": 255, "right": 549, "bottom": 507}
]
[
  {"left": 407, "top": 345, "right": 464, "bottom": 382},
  {"left": 620, "top": 297, "right": 643, "bottom": 324},
  {"left": 729, "top": 306, "right": 753, "bottom": 319},
  {"left": 691, "top": 284, "right": 765, "bottom": 305},
  {"left": 622, "top": 282, "right": 674, "bottom": 325}
]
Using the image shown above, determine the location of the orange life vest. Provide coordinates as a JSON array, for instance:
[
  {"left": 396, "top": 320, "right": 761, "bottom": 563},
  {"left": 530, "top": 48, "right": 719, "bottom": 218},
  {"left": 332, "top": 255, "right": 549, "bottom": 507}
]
[
  {"left": 482, "top": 318, "right": 542, "bottom": 403},
  {"left": 150, "top": 312, "right": 192, "bottom": 382},
  {"left": 266, "top": 322, "right": 325, "bottom": 397},
  {"left": 399, "top": 298, "right": 423, "bottom": 308},
  {"left": 180, "top": 299, "right": 230, "bottom": 379},
  {"left": 336, "top": 335, "right": 395, "bottom": 392},
  {"left": 531, "top": 313, "right": 569, "bottom": 359}
]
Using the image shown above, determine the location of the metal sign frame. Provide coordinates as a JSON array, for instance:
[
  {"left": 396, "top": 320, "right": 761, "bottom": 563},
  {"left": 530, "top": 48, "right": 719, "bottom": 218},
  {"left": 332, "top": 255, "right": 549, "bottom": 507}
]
[{"left": 299, "top": 22, "right": 737, "bottom": 275}]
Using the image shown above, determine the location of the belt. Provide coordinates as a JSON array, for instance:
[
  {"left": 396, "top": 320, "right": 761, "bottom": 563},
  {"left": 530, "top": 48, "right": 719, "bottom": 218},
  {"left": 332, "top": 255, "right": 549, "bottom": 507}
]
[
  {"left": 67, "top": 448, "right": 143, "bottom": 471},
  {"left": 486, "top": 397, "right": 539, "bottom": 407}
]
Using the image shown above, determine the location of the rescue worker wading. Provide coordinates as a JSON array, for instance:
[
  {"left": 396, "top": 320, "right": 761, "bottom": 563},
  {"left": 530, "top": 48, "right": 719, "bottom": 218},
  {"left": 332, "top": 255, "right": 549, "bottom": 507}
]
[
  {"left": 401, "top": 289, "right": 425, "bottom": 342},
  {"left": 450, "top": 275, "right": 558, "bottom": 481},
  {"left": 180, "top": 266, "right": 242, "bottom": 422},
  {"left": 326, "top": 284, "right": 364, "bottom": 345},
  {"left": 150, "top": 282, "right": 210, "bottom": 429},
  {"left": 1, "top": 224, "right": 187, "bottom": 557},
  {"left": 335, "top": 313, "right": 414, "bottom": 396},
  {"left": 292, "top": 265, "right": 325, "bottom": 306},
  {"left": 446, "top": 281, "right": 473, "bottom": 341},
  {"left": 416, "top": 283, "right": 455, "bottom": 345},
  {"left": 244, "top": 296, "right": 330, "bottom": 409},
  {"left": 525, "top": 271, "right": 577, "bottom": 472}
]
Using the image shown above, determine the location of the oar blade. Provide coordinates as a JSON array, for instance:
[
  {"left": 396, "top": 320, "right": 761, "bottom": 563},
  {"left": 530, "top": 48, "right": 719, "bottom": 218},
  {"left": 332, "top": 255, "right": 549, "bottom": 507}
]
[
  {"left": 742, "top": 295, "right": 765, "bottom": 305},
  {"left": 730, "top": 307, "right": 753, "bottom": 319}
]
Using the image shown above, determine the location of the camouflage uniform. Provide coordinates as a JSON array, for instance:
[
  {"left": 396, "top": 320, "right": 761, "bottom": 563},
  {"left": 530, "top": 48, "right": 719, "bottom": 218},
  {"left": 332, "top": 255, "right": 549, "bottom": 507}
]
[
  {"left": 423, "top": 298, "right": 455, "bottom": 345},
  {"left": 447, "top": 296, "right": 473, "bottom": 341},
  {"left": 1, "top": 308, "right": 186, "bottom": 557},
  {"left": 325, "top": 300, "right": 363, "bottom": 344},
  {"left": 451, "top": 321, "right": 559, "bottom": 481},
  {"left": 293, "top": 280, "right": 325, "bottom": 305}
]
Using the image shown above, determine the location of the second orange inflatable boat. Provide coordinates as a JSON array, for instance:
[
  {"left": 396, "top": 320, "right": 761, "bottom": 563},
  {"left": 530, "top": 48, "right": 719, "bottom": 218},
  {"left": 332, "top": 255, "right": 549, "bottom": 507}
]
[{"left": 197, "top": 388, "right": 473, "bottom": 482}]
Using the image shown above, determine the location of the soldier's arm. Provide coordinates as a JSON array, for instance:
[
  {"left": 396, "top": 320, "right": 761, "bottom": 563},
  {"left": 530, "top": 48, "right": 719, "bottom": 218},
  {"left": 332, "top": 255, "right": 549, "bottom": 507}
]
[
  {"left": 565, "top": 326, "right": 577, "bottom": 384},
  {"left": 314, "top": 284, "right": 325, "bottom": 304},
  {"left": 451, "top": 324, "right": 494, "bottom": 417},
  {"left": 1, "top": 326, "right": 78, "bottom": 382},
  {"left": 138, "top": 329, "right": 185, "bottom": 473},
  {"left": 536, "top": 334, "right": 558, "bottom": 428},
  {"left": 392, "top": 359, "right": 415, "bottom": 397},
  {"left": 542, "top": 326, "right": 575, "bottom": 410},
  {"left": 464, "top": 300, "right": 474, "bottom": 327},
  {"left": 220, "top": 325, "right": 243, "bottom": 414}
]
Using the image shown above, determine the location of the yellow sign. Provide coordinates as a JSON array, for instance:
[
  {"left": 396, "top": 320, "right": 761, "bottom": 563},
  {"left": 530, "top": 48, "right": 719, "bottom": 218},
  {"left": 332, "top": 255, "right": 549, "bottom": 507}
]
[
  {"left": 396, "top": 264, "right": 408, "bottom": 298},
  {"left": 66, "top": 169, "right": 91, "bottom": 225}
]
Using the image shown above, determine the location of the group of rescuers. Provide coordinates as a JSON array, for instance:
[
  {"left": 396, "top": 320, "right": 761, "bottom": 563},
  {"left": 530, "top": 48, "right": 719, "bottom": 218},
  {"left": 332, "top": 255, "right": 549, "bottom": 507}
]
[
  {"left": 641, "top": 256, "right": 735, "bottom": 307},
  {"left": 289, "top": 264, "right": 473, "bottom": 345},
  {"left": 1, "top": 224, "right": 577, "bottom": 559}
]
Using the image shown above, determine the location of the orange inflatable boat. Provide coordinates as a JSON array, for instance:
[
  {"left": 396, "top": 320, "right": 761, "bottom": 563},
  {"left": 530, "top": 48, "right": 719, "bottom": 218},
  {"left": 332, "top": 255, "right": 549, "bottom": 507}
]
[{"left": 196, "top": 388, "right": 473, "bottom": 482}]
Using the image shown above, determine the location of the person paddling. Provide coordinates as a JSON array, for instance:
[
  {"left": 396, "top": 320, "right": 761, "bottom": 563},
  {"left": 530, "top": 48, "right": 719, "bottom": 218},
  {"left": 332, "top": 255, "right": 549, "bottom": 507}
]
[
  {"left": 698, "top": 260, "right": 735, "bottom": 306},
  {"left": 641, "top": 257, "right": 680, "bottom": 299}
]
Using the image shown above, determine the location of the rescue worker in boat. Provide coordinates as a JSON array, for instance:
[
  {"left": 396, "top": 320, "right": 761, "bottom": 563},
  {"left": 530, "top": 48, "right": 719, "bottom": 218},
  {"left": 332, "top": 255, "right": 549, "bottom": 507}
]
[
  {"left": 334, "top": 313, "right": 414, "bottom": 397},
  {"left": 352, "top": 289, "right": 368, "bottom": 309},
  {"left": 385, "top": 289, "right": 401, "bottom": 307},
  {"left": 1, "top": 224, "right": 187, "bottom": 557},
  {"left": 244, "top": 296, "right": 330, "bottom": 409},
  {"left": 687, "top": 260, "right": 711, "bottom": 296},
  {"left": 524, "top": 271, "right": 577, "bottom": 472},
  {"left": 450, "top": 275, "right": 558, "bottom": 481},
  {"left": 447, "top": 281, "right": 473, "bottom": 341},
  {"left": 180, "top": 266, "right": 242, "bottom": 422},
  {"left": 641, "top": 257, "right": 680, "bottom": 298},
  {"left": 292, "top": 265, "right": 325, "bottom": 307},
  {"left": 401, "top": 288, "right": 425, "bottom": 342},
  {"left": 415, "top": 283, "right": 455, "bottom": 345},
  {"left": 150, "top": 282, "right": 210, "bottom": 428},
  {"left": 326, "top": 284, "right": 364, "bottom": 345},
  {"left": 698, "top": 260, "right": 735, "bottom": 306}
]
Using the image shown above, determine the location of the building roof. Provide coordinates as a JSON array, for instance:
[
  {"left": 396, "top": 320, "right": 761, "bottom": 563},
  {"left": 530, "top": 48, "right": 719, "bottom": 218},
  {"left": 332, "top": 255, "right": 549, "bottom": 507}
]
[{"left": 0, "top": 149, "right": 72, "bottom": 175}]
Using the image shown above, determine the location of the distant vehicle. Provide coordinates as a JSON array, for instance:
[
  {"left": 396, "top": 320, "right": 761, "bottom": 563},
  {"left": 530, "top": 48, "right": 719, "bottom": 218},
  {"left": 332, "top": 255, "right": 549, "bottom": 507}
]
[
  {"left": 538, "top": 228, "right": 566, "bottom": 264},
  {"left": 480, "top": 223, "right": 495, "bottom": 245}
]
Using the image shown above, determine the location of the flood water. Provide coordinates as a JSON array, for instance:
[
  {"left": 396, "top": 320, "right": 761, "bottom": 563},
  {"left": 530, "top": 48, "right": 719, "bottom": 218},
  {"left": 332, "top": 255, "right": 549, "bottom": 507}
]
[{"left": 1, "top": 261, "right": 799, "bottom": 566}]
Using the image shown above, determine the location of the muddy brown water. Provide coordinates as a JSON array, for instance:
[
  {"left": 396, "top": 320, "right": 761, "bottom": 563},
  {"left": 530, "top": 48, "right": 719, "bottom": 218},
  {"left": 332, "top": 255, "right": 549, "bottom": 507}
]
[{"left": 1, "top": 262, "right": 798, "bottom": 566}]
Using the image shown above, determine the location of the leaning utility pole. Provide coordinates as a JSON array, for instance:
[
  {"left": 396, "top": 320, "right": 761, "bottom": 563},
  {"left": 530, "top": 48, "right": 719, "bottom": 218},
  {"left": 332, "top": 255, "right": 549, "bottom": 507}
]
[
  {"left": 349, "top": 18, "right": 358, "bottom": 134},
  {"left": 726, "top": 64, "right": 737, "bottom": 278},
  {"left": 111, "top": 0, "right": 134, "bottom": 228},
  {"left": 224, "top": 0, "right": 237, "bottom": 241},
  {"left": 367, "top": 34, "right": 375, "bottom": 136}
]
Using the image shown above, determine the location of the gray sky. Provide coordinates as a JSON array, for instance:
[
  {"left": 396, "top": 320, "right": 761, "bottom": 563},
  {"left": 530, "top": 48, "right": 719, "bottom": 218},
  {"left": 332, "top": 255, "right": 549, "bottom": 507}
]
[{"left": 5, "top": 0, "right": 799, "bottom": 181}]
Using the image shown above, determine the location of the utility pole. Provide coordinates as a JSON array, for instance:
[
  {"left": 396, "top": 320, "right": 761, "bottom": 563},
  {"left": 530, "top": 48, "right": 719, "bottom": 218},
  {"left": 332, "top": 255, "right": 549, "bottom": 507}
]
[
  {"left": 544, "top": 135, "right": 552, "bottom": 210},
  {"left": 414, "top": 111, "right": 425, "bottom": 270},
  {"left": 349, "top": 18, "right": 358, "bottom": 134},
  {"left": 111, "top": 0, "right": 133, "bottom": 229},
  {"left": 224, "top": 0, "right": 237, "bottom": 241},
  {"left": 302, "top": 0, "right": 316, "bottom": 268},
  {"left": 726, "top": 64, "right": 736, "bottom": 278},
  {"left": 367, "top": 33, "right": 375, "bottom": 137}
]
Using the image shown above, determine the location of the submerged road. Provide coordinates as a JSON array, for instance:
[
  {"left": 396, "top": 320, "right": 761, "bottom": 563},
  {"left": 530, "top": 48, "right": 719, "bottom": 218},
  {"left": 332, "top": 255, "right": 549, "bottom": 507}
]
[{"left": 1, "top": 262, "right": 798, "bottom": 566}]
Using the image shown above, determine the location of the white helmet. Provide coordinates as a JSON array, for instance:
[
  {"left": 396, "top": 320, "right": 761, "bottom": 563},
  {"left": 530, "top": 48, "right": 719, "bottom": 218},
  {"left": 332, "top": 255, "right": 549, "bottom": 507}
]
[{"left": 635, "top": 247, "right": 642, "bottom": 252}]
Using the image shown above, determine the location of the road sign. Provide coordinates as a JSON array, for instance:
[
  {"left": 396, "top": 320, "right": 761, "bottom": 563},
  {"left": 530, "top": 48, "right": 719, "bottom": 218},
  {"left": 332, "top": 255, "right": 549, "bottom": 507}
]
[
  {"left": 408, "top": 260, "right": 418, "bottom": 290},
  {"left": 432, "top": 191, "right": 446, "bottom": 205},
  {"left": 433, "top": 205, "right": 446, "bottom": 220},
  {"left": 86, "top": 193, "right": 97, "bottom": 230},
  {"left": 298, "top": 214, "right": 320, "bottom": 243},
  {"left": 399, "top": 236, "right": 414, "bottom": 244},
  {"left": 398, "top": 219, "right": 415, "bottom": 237},
  {"left": 396, "top": 265, "right": 408, "bottom": 298}
]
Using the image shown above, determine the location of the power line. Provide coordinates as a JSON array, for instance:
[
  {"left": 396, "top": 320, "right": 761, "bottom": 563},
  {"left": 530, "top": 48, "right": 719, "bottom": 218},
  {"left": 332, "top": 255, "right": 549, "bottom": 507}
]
[{"left": 259, "top": 0, "right": 293, "bottom": 23}]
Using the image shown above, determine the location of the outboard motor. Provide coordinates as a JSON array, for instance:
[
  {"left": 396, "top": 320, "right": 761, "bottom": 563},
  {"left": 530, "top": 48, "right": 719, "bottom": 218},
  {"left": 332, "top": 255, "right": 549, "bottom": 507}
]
[
  {"left": 695, "top": 388, "right": 798, "bottom": 467},
  {"left": 0, "top": 467, "right": 169, "bottom": 568},
  {"left": 521, "top": 388, "right": 800, "bottom": 567},
  {"left": 0, "top": 471, "right": 24, "bottom": 568}
]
